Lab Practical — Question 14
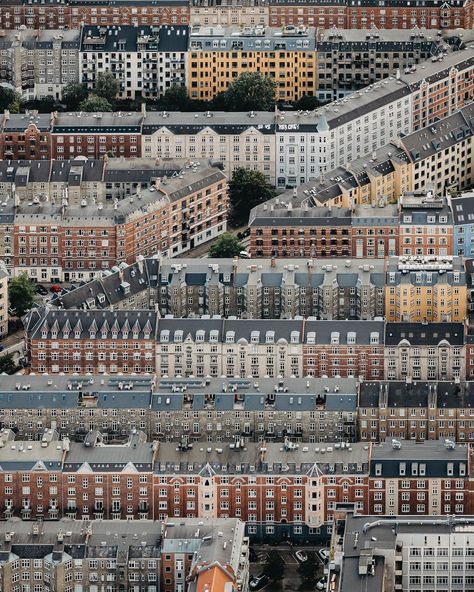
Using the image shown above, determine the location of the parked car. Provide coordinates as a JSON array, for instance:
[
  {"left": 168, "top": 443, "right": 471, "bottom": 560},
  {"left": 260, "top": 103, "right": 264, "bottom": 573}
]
[
  {"left": 295, "top": 550, "right": 308, "bottom": 562},
  {"left": 50, "top": 284, "right": 62, "bottom": 293},
  {"left": 249, "top": 574, "right": 269, "bottom": 590},
  {"left": 0, "top": 344, "right": 4, "bottom": 352},
  {"left": 316, "top": 575, "right": 328, "bottom": 590},
  {"left": 239, "top": 250, "right": 250, "bottom": 259},
  {"left": 35, "top": 284, "right": 48, "bottom": 295},
  {"left": 317, "top": 549, "right": 330, "bottom": 563}
]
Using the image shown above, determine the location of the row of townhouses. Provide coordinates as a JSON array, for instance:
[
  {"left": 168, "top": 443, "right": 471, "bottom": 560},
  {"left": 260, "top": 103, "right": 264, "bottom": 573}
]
[
  {"left": 0, "top": 427, "right": 470, "bottom": 541},
  {"left": 0, "top": 25, "right": 453, "bottom": 103},
  {"left": 0, "top": 161, "right": 228, "bottom": 283},
  {"left": 22, "top": 310, "right": 474, "bottom": 379},
  {"left": 1, "top": 168, "right": 474, "bottom": 286},
  {"left": 0, "top": 47, "right": 472, "bottom": 189},
  {"left": 51, "top": 254, "right": 469, "bottom": 323},
  {"left": 5, "top": 375, "right": 474, "bottom": 445},
  {"left": 0, "top": 516, "right": 249, "bottom": 592},
  {"left": 0, "top": 0, "right": 471, "bottom": 31}
]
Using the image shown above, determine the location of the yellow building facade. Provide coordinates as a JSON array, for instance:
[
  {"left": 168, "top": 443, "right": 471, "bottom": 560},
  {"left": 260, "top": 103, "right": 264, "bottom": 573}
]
[{"left": 187, "top": 25, "right": 317, "bottom": 102}]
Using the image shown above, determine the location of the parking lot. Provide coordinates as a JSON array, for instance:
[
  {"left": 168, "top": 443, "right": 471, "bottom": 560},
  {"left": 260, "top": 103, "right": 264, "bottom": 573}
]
[{"left": 249, "top": 545, "right": 327, "bottom": 591}]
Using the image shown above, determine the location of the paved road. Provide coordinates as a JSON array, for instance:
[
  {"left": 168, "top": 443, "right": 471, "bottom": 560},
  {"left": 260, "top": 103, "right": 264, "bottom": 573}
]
[{"left": 1, "top": 330, "right": 24, "bottom": 349}]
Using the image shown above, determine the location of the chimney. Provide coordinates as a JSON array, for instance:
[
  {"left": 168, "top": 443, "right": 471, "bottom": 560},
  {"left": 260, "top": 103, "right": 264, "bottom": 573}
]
[
  {"left": 271, "top": 257, "right": 276, "bottom": 268},
  {"left": 141, "top": 102, "right": 147, "bottom": 117},
  {"left": 3, "top": 109, "right": 9, "bottom": 121}
]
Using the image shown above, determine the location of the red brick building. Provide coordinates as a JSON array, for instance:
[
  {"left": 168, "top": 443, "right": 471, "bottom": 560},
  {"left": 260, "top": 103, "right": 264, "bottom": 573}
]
[
  {"left": 0, "top": 113, "right": 52, "bottom": 160},
  {"left": 0, "top": 0, "right": 190, "bottom": 30},
  {"left": 26, "top": 309, "right": 157, "bottom": 374},
  {"left": 303, "top": 320, "right": 385, "bottom": 380}
]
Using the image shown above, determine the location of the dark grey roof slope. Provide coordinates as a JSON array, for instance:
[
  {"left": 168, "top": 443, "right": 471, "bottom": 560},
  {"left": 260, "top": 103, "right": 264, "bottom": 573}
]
[{"left": 385, "top": 322, "right": 464, "bottom": 345}]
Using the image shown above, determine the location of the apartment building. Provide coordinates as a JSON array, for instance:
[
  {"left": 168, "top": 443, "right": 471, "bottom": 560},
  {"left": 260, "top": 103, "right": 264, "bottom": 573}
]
[
  {"left": 358, "top": 381, "right": 474, "bottom": 443},
  {"left": 25, "top": 313, "right": 385, "bottom": 379},
  {"left": 190, "top": 1, "right": 268, "bottom": 27},
  {"left": 0, "top": 162, "right": 226, "bottom": 281},
  {"left": 0, "top": 260, "right": 8, "bottom": 337},
  {"left": 0, "top": 47, "right": 471, "bottom": 178},
  {"left": 314, "top": 27, "right": 443, "bottom": 102},
  {"left": 0, "top": 29, "right": 80, "bottom": 100},
  {"left": 25, "top": 309, "right": 158, "bottom": 374},
  {"left": 402, "top": 102, "right": 474, "bottom": 194},
  {"left": 0, "top": 0, "right": 470, "bottom": 31},
  {"left": 80, "top": 25, "right": 188, "bottom": 100},
  {"left": 399, "top": 193, "right": 453, "bottom": 257},
  {"left": 0, "top": 0, "right": 190, "bottom": 30},
  {"left": 385, "top": 256, "right": 467, "bottom": 322},
  {"left": 0, "top": 517, "right": 248, "bottom": 592},
  {"left": 302, "top": 320, "right": 385, "bottom": 380},
  {"left": 51, "top": 111, "right": 144, "bottom": 160},
  {"left": 0, "top": 111, "right": 52, "bottom": 160},
  {"left": 0, "top": 375, "right": 357, "bottom": 444},
  {"left": 57, "top": 256, "right": 386, "bottom": 320},
  {"left": 384, "top": 322, "right": 465, "bottom": 381},
  {"left": 268, "top": 0, "right": 469, "bottom": 29},
  {"left": 0, "top": 156, "right": 221, "bottom": 206},
  {"left": 187, "top": 24, "right": 317, "bottom": 102},
  {"left": 368, "top": 439, "right": 471, "bottom": 516},
  {"left": 451, "top": 191, "right": 474, "bottom": 257},
  {"left": 141, "top": 110, "right": 277, "bottom": 184},
  {"left": 330, "top": 510, "right": 474, "bottom": 592}
]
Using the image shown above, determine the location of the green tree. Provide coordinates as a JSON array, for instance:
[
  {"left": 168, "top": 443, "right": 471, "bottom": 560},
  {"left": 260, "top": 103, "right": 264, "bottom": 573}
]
[
  {"left": 62, "top": 82, "right": 88, "bottom": 110},
  {"left": 94, "top": 72, "right": 120, "bottom": 104},
  {"left": 208, "top": 233, "right": 242, "bottom": 258},
  {"left": 9, "top": 273, "right": 36, "bottom": 317},
  {"left": 160, "top": 85, "right": 191, "bottom": 111},
  {"left": 293, "top": 94, "right": 321, "bottom": 110},
  {"left": 229, "top": 168, "right": 276, "bottom": 226},
  {"left": 0, "top": 353, "right": 16, "bottom": 375},
  {"left": 263, "top": 550, "right": 285, "bottom": 581},
  {"left": 298, "top": 557, "right": 320, "bottom": 587},
  {"left": 0, "top": 87, "right": 20, "bottom": 113},
  {"left": 31, "top": 96, "right": 58, "bottom": 113},
  {"left": 221, "top": 72, "right": 277, "bottom": 111},
  {"left": 79, "top": 94, "right": 113, "bottom": 113}
]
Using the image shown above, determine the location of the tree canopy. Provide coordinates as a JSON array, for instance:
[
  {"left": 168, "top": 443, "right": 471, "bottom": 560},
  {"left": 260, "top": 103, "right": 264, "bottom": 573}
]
[
  {"left": 0, "top": 353, "right": 16, "bottom": 375},
  {"left": 62, "top": 82, "right": 88, "bottom": 111},
  {"left": 293, "top": 94, "right": 321, "bottom": 110},
  {"left": 9, "top": 272, "right": 36, "bottom": 317},
  {"left": 228, "top": 168, "right": 276, "bottom": 226},
  {"left": 94, "top": 72, "right": 120, "bottom": 103},
  {"left": 159, "top": 85, "right": 192, "bottom": 111},
  {"left": 263, "top": 551, "right": 285, "bottom": 581},
  {"left": 79, "top": 94, "right": 113, "bottom": 112},
  {"left": 208, "top": 233, "right": 243, "bottom": 258},
  {"left": 0, "top": 87, "right": 20, "bottom": 113},
  {"left": 221, "top": 72, "right": 277, "bottom": 112}
]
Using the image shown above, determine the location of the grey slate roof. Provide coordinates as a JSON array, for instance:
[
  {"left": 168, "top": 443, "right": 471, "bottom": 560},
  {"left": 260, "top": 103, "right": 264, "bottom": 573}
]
[{"left": 385, "top": 322, "right": 464, "bottom": 346}]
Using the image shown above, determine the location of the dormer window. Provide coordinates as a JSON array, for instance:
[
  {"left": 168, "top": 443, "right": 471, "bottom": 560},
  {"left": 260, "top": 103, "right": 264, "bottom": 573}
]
[
  {"left": 90, "top": 332, "right": 96, "bottom": 339},
  {"left": 370, "top": 332, "right": 380, "bottom": 345},
  {"left": 132, "top": 332, "right": 139, "bottom": 340},
  {"left": 74, "top": 331, "right": 81, "bottom": 339}
]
